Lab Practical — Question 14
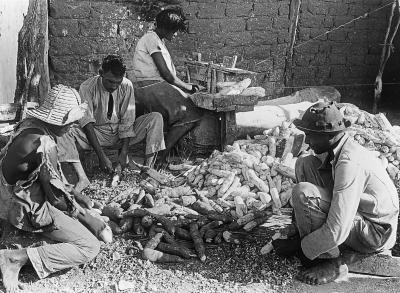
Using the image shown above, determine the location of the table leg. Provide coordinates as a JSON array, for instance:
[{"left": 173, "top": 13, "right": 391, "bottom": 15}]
[{"left": 220, "top": 111, "right": 237, "bottom": 150}]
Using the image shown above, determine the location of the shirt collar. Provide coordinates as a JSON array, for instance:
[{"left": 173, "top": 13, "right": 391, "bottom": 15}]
[
  {"left": 318, "top": 132, "right": 349, "bottom": 169},
  {"left": 331, "top": 132, "right": 349, "bottom": 163}
]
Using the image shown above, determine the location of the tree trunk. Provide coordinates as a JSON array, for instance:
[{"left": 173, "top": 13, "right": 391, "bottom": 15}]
[{"left": 14, "top": 0, "right": 50, "bottom": 112}]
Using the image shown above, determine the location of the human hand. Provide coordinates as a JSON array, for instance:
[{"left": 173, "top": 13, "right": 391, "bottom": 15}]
[
  {"left": 77, "top": 209, "right": 108, "bottom": 240},
  {"left": 72, "top": 190, "right": 94, "bottom": 209},
  {"left": 188, "top": 84, "right": 200, "bottom": 94}
]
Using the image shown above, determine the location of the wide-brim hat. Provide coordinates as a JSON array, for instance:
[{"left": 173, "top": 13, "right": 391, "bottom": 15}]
[
  {"left": 293, "top": 101, "right": 351, "bottom": 133},
  {"left": 26, "top": 84, "right": 87, "bottom": 126}
]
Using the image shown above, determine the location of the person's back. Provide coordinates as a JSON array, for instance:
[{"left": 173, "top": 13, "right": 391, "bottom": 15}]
[
  {"left": 2, "top": 128, "right": 43, "bottom": 185},
  {"left": 132, "top": 30, "right": 173, "bottom": 82},
  {"left": 338, "top": 136, "right": 397, "bottom": 198},
  {"left": 0, "top": 85, "right": 109, "bottom": 293},
  {"left": 334, "top": 135, "right": 399, "bottom": 249}
]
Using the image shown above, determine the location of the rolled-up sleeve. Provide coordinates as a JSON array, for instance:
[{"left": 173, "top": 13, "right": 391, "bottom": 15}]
[
  {"left": 118, "top": 82, "right": 136, "bottom": 139},
  {"left": 301, "top": 159, "right": 363, "bottom": 259},
  {"left": 79, "top": 84, "right": 96, "bottom": 128}
]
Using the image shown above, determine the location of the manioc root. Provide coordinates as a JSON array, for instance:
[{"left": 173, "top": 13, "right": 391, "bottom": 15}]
[
  {"left": 142, "top": 248, "right": 184, "bottom": 263},
  {"left": 204, "top": 229, "right": 218, "bottom": 243},
  {"left": 132, "top": 217, "right": 145, "bottom": 235},
  {"left": 189, "top": 223, "right": 206, "bottom": 262},
  {"left": 156, "top": 242, "right": 196, "bottom": 259},
  {"left": 119, "top": 217, "right": 134, "bottom": 232},
  {"left": 145, "top": 232, "right": 163, "bottom": 249}
]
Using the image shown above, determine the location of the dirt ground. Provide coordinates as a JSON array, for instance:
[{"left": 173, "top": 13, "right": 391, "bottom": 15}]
[
  {"left": 2, "top": 106, "right": 400, "bottom": 293},
  {"left": 6, "top": 168, "right": 400, "bottom": 293}
]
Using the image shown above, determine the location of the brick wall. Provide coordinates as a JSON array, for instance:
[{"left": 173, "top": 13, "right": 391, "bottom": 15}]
[{"left": 48, "top": 0, "right": 394, "bottom": 109}]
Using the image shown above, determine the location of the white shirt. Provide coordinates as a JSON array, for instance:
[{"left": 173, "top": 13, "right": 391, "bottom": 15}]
[{"left": 132, "top": 31, "right": 176, "bottom": 81}]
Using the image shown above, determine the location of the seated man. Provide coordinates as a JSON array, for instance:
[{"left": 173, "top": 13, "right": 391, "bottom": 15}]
[
  {"left": 273, "top": 101, "right": 399, "bottom": 285},
  {"left": 0, "top": 84, "right": 111, "bottom": 293},
  {"left": 57, "top": 54, "right": 165, "bottom": 191}
]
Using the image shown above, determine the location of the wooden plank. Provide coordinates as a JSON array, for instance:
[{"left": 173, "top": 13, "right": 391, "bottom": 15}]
[
  {"left": 343, "top": 251, "right": 400, "bottom": 277},
  {"left": 190, "top": 93, "right": 215, "bottom": 111},
  {"left": 213, "top": 95, "right": 258, "bottom": 108},
  {"left": 221, "top": 111, "right": 237, "bottom": 148},
  {"left": 211, "top": 68, "right": 217, "bottom": 94},
  {"left": 206, "top": 66, "right": 212, "bottom": 93},
  {"left": 191, "top": 93, "right": 258, "bottom": 111},
  {"left": 216, "top": 105, "right": 236, "bottom": 112},
  {"left": 222, "top": 55, "right": 237, "bottom": 68},
  {"left": 235, "top": 105, "right": 254, "bottom": 112},
  {"left": 185, "top": 60, "right": 259, "bottom": 86}
]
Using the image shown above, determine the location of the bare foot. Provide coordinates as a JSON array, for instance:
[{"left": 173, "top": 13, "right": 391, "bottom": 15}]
[
  {"left": 74, "top": 178, "right": 90, "bottom": 193},
  {"left": 297, "top": 259, "right": 348, "bottom": 285},
  {"left": 0, "top": 249, "right": 29, "bottom": 293}
]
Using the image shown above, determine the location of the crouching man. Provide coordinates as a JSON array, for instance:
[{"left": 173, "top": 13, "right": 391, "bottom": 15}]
[
  {"left": 57, "top": 54, "right": 165, "bottom": 192},
  {"left": 273, "top": 101, "right": 399, "bottom": 285},
  {"left": 0, "top": 85, "right": 111, "bottom": 293}
]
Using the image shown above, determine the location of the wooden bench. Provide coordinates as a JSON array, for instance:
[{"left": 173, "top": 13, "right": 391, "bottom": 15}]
[
  {"left": 190, "top": 92, "right": 259, "bottom": 149},
  {"left": 185, "top": 59, "right": 260, "bottom": 149}
]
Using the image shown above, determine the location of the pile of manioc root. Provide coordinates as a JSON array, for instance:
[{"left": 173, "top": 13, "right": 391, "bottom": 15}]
[
  {"left": 339, "top": 103, "right": 400, "bottom": 184},
  {"left": 98, "top": 101, "right": 400, "bottom": 263},
  {"left": 99, "top": 122, "right": 301, "bottom": 263}
]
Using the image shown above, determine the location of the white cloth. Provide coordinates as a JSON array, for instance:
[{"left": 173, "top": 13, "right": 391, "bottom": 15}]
[
  {"left": 79, "top": 76, "right": 136, "bottom": 140},
  {"left": 132, "top": 30, "right": 176, "bottom": 81}
]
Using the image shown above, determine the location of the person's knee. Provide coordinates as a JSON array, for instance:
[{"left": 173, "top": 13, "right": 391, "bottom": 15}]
[
  {"left": 149, "top": 112, "right": 163, "bottom": 123},
  {"left": 82, "top": 237, "right": 101, "bottom": 262},
  {"left": 146, "top": 112, "right": 164, "bottom": 129},
  {"left": 292, "top": 182, "right": 315, "bottom": 208}
]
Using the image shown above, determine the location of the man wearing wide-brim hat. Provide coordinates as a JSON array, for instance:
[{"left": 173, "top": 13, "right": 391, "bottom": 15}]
[
  {"left": 0, "top": 84, "right": 111, "bottom": 293},
  {"left": 272, "top": 101, "right": 399, "bottom": 285}
]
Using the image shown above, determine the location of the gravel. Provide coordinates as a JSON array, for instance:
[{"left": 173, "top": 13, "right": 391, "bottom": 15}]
[
  {"left": 10, "top": 169, "right": 300, "bottom": 293},
  {"left": 6, "top": 170, "right": 400, "bottom": 293}
]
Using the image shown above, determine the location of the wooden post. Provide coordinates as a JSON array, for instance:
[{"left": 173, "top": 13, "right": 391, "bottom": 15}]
[
  {"left": 373, "top": 0, "right": 400, "bottom": 114},
  {"left": 219, "top": 111, "right": 237, "bottom": 150},
  {"left": 211, "top": 68, "right": 217, "bottom": 94},
  {"left": 283, "top": 0, "right": 302, "bottom": 96},
  {"left": 206, "top": 64, "right": 212, "bottom": 93}
]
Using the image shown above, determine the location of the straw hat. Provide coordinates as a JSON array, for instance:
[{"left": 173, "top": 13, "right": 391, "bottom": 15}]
[{"left": 26, "top": 84, "right": 87, "bottom": 126}]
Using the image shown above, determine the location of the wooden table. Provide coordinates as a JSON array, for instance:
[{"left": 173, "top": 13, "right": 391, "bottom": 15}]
[{"left": 190, "top": 92, "right": 259, "bottom": 149}]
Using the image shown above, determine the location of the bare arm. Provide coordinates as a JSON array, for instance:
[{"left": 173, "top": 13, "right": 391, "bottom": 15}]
[
  {"left": 151, "top": 52, "right": 193, "bottom": 92},
  {"left": 83, "top": 122, "right": 113, "bottom": 172}
]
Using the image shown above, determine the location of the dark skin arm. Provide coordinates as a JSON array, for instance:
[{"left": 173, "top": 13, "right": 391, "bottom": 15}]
[
  {"left": 151, "top": 52, "right": 197, "bottom": 93},
  {"left": 2, "top": 129, "right": 43, "bottom": 185},
  {"left": 118, "top": 138, "right": 129, "bottom": 169},
  {"left": 82, "top": 122, "right": 113, "bottom": 172},
  {"left": 2, "top": 129, "right": 91, "bottom": 210}
]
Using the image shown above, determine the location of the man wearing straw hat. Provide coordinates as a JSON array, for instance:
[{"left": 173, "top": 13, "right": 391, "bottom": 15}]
[
  {"left": 272, "top": 101, "right": 399, "bottom": 285},
  {"left": 0, "top": 84, "right": 111, "bottom": 293},
  {"left": 57, "top": 54, "right": 165, "bottom": 192}
]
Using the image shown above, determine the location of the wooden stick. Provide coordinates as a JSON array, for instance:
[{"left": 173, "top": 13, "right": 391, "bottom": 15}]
[{"left": 373, "top": 0, "right": 399, "bottom": 114}]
